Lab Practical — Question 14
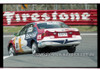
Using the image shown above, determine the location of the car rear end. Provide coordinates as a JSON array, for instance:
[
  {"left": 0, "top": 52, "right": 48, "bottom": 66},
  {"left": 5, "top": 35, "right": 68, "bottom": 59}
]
[
  {"left": 36, "top": 21, "right": 82, "bottom": 48},
  {"left": 37, "top": 28, "right": 82, "bottom": 48}
]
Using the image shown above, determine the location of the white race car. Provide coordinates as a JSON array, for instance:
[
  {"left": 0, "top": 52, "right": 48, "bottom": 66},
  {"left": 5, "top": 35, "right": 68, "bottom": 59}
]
[{"left": 8, "top": 21, "right": 82, "bottom": 56}]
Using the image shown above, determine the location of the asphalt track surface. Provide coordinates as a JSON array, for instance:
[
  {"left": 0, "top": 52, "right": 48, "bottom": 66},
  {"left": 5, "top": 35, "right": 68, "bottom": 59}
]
[{"left": 3, "top": 33, "right": 97, "bottom": 67}]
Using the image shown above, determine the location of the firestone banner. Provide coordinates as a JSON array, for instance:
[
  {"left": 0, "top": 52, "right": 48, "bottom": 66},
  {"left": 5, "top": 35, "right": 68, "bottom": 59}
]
[{"left": 3, "top": 10, "right": 97, "bottom": 26}]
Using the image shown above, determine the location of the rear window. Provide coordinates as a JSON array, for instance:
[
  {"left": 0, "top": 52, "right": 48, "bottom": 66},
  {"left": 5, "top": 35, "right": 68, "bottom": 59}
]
[{"left": 37, "top": 22, "right": 69, "bottom": 29}]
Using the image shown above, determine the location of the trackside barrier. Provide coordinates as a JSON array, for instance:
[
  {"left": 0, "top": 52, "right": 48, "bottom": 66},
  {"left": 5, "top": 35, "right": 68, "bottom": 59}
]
[{"left": 3, "top": 10, "right": 97, "bottom": 26}]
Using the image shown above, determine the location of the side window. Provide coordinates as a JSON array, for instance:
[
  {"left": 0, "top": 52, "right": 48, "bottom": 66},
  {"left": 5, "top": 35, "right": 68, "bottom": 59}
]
[
  {"left": 26, "top": 24, "right": 34, "bottom": 34},
  {"left": 19, "top": 26, "right": 27, "bottom": 35}
]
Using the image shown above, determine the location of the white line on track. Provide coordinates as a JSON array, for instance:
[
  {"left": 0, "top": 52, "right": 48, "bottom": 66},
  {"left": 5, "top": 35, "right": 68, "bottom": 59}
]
[
  {"left": 3, "top": 33, "right": 97, "bottom": 37},
  {"left": 3, "top": 35, "right": 14, "bottom": 37},
  {"left": 3, "top": 55, "right": 12, "bottom": 60},
  {"left": 81, "top": 33, "right": 97, "bottom": 35}
]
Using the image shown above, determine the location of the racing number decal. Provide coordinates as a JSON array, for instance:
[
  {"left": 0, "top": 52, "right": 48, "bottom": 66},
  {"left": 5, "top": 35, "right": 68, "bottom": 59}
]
[
  {"left": 15, "top": 37, "right": 19, "bottom": 50},
  {"left": 15, "top": 37, "right": 24, "bottom": 52},
  {"left": 18, "top": 38, "right": 24, "bottom": 52}
]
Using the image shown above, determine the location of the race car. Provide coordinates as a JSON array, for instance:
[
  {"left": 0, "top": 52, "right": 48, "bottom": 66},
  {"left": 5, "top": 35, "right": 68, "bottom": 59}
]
[{"left": 8, "top": 21, "right": 82, "bottom": 56}]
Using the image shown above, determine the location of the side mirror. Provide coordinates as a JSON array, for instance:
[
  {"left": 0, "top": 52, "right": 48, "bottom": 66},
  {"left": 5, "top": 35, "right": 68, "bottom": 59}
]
[{"left": 14, "top": 33, "right": 17, "bottom": 36}]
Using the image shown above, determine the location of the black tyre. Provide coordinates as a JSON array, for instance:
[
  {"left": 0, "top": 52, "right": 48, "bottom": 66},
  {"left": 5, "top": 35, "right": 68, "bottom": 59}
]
[
  {"left": 67, "top": 46, "right": 76, "bottom": 53},
  {"left": 8, "top": 45, "right": 16, "bottom": 56},
  {"left": 32, "top": 42, "right": 39, "bottom": 55}
]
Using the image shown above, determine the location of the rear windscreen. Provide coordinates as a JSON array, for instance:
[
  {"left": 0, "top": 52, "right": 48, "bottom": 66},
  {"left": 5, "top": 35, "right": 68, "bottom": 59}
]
[{"left": 37, "top": 22, "right": 69, "bottom": 29}]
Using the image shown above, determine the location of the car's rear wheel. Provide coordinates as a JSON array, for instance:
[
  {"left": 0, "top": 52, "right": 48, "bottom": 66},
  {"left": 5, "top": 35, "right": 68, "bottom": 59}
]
[
  {"left": 67, "top": 46, "right": 76, "bottom": 53},
  {"left": 32, "top": 42, "right": 39, "bottom": 55},
  {"left": 8, "top": 45, "right": 16, "bottom": 56}
]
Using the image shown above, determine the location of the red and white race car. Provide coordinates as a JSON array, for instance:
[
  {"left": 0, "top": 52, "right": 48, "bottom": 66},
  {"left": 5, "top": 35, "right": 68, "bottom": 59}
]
[{"left": 8, "top": 21, "right": 82, "bottom": 56}]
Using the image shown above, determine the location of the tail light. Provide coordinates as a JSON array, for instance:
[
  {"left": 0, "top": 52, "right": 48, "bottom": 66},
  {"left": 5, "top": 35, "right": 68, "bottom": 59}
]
[
  {"left": 42, "top": 33, "right": 46, "bottom": 37},
  {"left": 37, "top": 31, "right": 55, "bottom": 40},
  {"left": 74, "top": 31, "right": 80, "bottom": 35},
  {"left": 44, "top": 31, "right": 54, "bottom": 36},
  {"left": 42, "top": 32, "right": 53, "bottom": 36},
  {"left": 37, "top": 33, "right": 49, "bottom": 40}
]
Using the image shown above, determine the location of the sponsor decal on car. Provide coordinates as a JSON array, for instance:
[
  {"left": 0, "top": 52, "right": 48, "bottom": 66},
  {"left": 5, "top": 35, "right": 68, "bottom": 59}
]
[{"left": 25, "top": 32, "right": 37, "bottom": 39}]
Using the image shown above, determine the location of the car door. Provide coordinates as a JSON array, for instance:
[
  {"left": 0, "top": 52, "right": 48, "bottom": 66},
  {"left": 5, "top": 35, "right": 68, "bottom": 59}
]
[
  {"left": 25, "top": 24, "right": 35, "bottom": 48},
  {"left": 15, "top": 25, "right": 30, "bottom": 52}
]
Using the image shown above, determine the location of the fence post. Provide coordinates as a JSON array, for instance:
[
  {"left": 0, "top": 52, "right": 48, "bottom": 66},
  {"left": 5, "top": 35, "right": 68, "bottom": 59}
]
[
  {"left": 70, "top": 4, "right": 73, "bottom": 9},
  {"left": 32, "top": 4, "right": 34, "bottom": 10},
  {"left": 85, "top": 4, "right": 88, "bottom": 9},
  {"left": 46, "top": 4, "right": 47, "bottom": 10},
  {"left": 5, "top": 5, "right": 6, "bottom": 11},
  {"left": 17, "top": 5, "right": 19, "bottom": 11},
  {"left": 55, "top": 4, "right": 57, "bottom": 10}
]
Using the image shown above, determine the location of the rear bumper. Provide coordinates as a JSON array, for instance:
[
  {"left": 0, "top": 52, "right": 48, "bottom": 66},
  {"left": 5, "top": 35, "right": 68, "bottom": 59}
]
[{"left": 37, "top": 36, "right": 82, "bottom": 48}]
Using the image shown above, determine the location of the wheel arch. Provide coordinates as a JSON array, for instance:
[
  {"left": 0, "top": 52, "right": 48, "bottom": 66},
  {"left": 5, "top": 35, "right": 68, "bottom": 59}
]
[
  {"left": 8, "top": 43, "right": 13, "bottom": 51},
  {"left": 30, "top": 39, "right": 37, "bottom": 48}
]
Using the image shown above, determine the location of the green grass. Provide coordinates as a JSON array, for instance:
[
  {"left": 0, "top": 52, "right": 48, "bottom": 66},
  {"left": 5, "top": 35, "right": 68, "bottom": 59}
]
[
  {"left": 3, "top": 26, "right": 23, "bottom": 33},
  {"left": 3, "top": 26, "right": 97, "bottom": 34}
]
